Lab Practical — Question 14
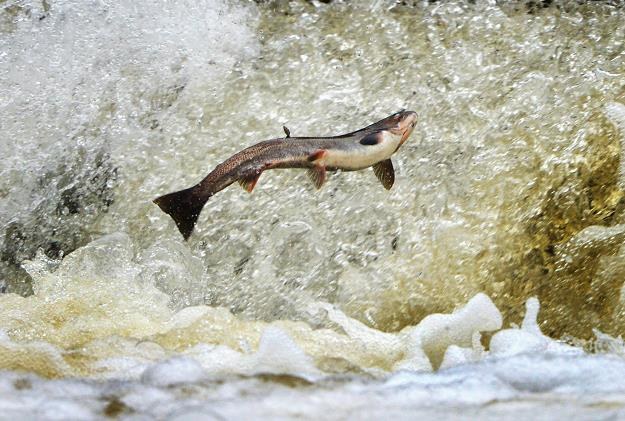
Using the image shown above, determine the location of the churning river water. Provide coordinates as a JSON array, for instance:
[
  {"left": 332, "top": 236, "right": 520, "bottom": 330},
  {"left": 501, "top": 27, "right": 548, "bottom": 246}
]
[{"left": 2, "top": 0, "right": 625, "bottom": 419}]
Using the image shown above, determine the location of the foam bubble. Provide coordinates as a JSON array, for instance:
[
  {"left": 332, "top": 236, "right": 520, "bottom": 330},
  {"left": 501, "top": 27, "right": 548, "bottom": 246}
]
[
  {"left": 490, "top": 297, "right": 581, "bottom": 358},
  {"left": 439, "top": 332, "right": 485, "bottom": 370},
  {"left": 398, "top": 293, "right": 502, "bottom": 370},
  {"left": 252, "top": 326, "right": 321, "bottom": 378},
  {"left": 141, "top": 357, "right": 206, "bottom": 387}
]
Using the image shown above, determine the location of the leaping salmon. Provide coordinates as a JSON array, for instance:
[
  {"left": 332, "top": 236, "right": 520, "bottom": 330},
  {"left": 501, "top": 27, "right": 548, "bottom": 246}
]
[{"left": 154, "top": 110, "right": 418, "bottom": 240}]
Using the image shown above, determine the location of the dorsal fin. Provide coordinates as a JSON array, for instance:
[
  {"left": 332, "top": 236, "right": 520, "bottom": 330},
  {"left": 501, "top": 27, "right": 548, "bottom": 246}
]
[
  {"left": 238, "top": 173, "right": 262, "bottom": 193},
  {"left": 373, "top": 159, "right": 394, "bottom": 190},
  {"left": 283, "top": 125, "right": 291, "bottom": 138},
  {"left": 307, "top": 165, "right": 326, "bottom": 189}
]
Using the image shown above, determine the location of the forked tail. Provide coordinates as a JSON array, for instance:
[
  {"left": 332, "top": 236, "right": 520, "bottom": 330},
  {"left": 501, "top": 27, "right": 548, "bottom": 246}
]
[{"left": 153, "top": 186, "right": 209, "bottom": 240}]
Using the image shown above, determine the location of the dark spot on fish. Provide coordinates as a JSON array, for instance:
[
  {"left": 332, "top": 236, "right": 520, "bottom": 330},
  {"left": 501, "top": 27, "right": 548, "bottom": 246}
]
[
  {"left": 391, "top": 235, "right": 399, "bottom": 251},
  {"left": 360, "top": 133, "right": 379, "bottom": 146}
]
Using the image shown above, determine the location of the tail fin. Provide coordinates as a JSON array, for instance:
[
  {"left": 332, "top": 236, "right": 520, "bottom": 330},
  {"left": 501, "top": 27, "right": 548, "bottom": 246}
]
[{"left": 153, "top": 186, "right": 208, "bottom": 240}]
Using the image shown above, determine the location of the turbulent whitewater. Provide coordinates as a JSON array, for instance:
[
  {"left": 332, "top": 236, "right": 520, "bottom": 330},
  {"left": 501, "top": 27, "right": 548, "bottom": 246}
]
[{"left": 1, "top": 0, "right": 625, "bottom": 419}]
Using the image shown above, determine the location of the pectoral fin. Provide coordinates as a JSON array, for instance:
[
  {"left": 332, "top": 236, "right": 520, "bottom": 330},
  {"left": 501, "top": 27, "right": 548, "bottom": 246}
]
[
  {"left": 307, "top": 165, "right": 326, "bottom": 189},
  {"left": 373, "top": 159, "right": 394, "bottom": 190},
  {"left": 308, "top": 149, "right": 328, "bottom": 163},
  {"left": 239, "top": 173, "right": 262, "bottom": 193}
]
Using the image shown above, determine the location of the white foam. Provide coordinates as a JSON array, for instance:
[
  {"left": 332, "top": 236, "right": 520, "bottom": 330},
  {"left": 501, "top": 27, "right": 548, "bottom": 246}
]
[
  {"left": 252, "top": 326, "right": 321, "bottom": 378},
  {"left": 490, "top": 297, "right": 581, "bottom": 358},
  {"left": 2, "top": 348, "right": 625, "bottom": 420},
  {"left": 0, "top": 294, "right": 623, "bottom": 420},
  {"left": 398, "top": 293, "right": 502, "bottom": 370},
  {"left": 185, "top": 326, "right": 322, "bottom": 381},
  {"left": 310, "top": 293, "right": 502, "bottom": 372},
  {"left": 120, "top": 385, "right": 174, "bottom": 416},
  {"left": 439, "top": 332, "right": 485, "bottom": 370},
  {"left": 141, "top": 357, "right": 206, "bottom": 387}
]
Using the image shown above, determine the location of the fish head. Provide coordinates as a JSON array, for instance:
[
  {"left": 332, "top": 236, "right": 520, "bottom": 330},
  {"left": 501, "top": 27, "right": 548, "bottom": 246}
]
[{"left": 384, "top": 110, "right": 418, "bottom": 147}]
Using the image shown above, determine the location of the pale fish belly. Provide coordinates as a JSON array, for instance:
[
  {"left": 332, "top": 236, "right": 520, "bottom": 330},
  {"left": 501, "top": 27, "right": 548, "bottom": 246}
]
[{"left": 323, "top": 133, "right": 400, "bottom": 170}]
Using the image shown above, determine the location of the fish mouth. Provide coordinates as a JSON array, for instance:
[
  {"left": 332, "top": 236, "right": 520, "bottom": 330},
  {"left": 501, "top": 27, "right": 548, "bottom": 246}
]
[{"left": 388, "top": 111, "right": 417, "bottom": 146}]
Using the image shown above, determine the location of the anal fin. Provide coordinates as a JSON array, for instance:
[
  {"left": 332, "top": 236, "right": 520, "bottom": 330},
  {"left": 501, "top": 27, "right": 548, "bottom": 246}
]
[
  {"left": 239, "top": 173, "right": 261, "bottom": 193},
  {"left": 307, "top": 165, "right": 326, "bottom": 189},
  {"left": 373, "top": 159, "right": 395, "bottom": 190}
]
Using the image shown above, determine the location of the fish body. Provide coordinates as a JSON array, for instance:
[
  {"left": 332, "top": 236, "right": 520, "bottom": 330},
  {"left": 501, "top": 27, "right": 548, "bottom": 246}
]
[{"left": 154, "top": 110, "right": 417, "bottom": 239}]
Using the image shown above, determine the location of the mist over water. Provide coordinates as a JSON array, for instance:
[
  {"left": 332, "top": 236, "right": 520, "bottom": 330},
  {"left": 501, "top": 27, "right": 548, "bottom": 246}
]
[{"left": 2, "top": 0, "right": 625, "bottom": 418}]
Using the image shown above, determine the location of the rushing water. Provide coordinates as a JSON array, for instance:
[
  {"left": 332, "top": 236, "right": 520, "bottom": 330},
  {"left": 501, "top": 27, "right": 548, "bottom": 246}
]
[{"left": 1, "top": 0, "right": 625, "bottom": 418}]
